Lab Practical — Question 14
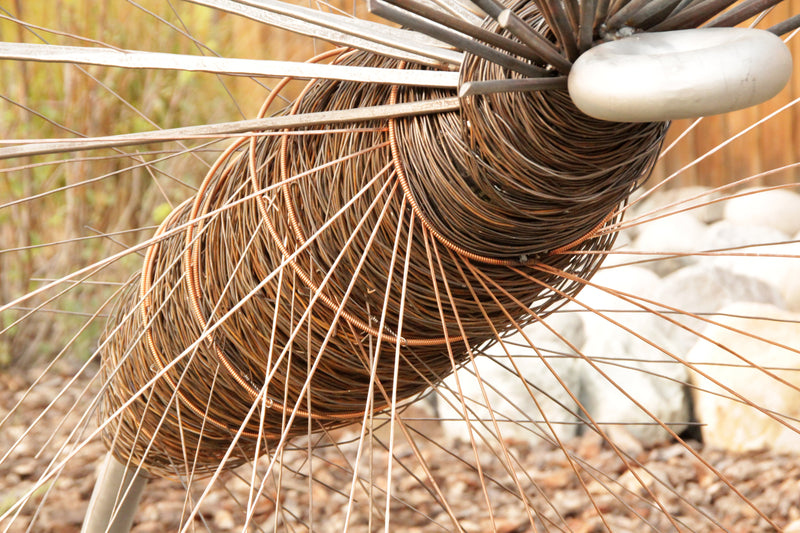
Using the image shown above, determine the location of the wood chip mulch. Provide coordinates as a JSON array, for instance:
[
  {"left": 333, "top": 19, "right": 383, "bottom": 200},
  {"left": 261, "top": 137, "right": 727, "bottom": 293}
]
[{"left": 2, "top": 364, "right": 799, "bottom": 532}]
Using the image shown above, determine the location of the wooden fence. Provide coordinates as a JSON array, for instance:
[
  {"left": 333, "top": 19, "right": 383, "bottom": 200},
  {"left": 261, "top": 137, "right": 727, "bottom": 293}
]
[
  {"left": 651, "top": 1, "right": 800, "bottom": 188},
  {"left": 229, "top": 2, "right": 800, "bottom": 189}
]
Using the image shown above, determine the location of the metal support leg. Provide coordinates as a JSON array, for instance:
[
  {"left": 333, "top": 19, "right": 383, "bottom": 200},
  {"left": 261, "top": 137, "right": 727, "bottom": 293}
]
[{"left": 81, "top": 453, "right": 147, "bottom": 533}]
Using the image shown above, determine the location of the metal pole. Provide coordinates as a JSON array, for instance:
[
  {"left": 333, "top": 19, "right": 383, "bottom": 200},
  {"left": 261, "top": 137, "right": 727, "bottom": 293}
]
[{"left": 81, "top": 454, "right": 147, "bottom": 533}]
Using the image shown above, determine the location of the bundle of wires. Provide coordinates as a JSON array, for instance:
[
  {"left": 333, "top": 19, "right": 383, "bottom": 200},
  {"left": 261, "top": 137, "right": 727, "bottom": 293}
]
[{"left": 99, "top": 0, "right": 795, "bottom": 479}]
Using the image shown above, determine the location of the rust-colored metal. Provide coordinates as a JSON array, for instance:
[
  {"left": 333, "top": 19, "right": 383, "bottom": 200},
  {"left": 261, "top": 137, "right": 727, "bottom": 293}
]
[{"left": 98, "top": 0, "right": 788, "bottom": 481}]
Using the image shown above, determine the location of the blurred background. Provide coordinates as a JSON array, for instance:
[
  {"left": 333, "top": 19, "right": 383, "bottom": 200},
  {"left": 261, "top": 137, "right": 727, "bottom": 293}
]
[{"left": 1, "top": 0, "right": 798, "bottom": 367}]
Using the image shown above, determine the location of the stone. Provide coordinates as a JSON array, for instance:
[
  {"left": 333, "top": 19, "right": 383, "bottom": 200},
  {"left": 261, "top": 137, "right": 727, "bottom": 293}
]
[
  {"left": 570, "top": 266, "right": 690, "bottom": 446},
  {"left": 653, "top": 264, "right": 785, "bottom": 356},
  {"left": 630, "top": 211, "right": 708, "bottom": 275},
  {"left": 722, "top": 188, "right": 800, "bottom": 236},
  {"left": 626, "top": 185, "right": 724, "bottom": 226},
  {"left": 571, "top": 265, "right": 662, "bottom": 333},
  {"left": 213, "top": 509, "right": 236, "bottom": 530},
  {"left": 699, "top": 221, "right": 799, "bottom": 303},
  {"left": 701, "top": 220, "right": 789, "bottom": 253},
  {"left": 782, "top": 230, "right": 800, "bottom": 311},
  {"left": 436, "top": 312, "right": 585, "bottom": 444},
  {"left": 577, "top": 314, "right": 691, "bottom": 447},
  {"left": 600, "top": 228, "right": 636, "bottom": 268},
  {"left": 686, "top": 302, "right": 800, "bottom": 453}
]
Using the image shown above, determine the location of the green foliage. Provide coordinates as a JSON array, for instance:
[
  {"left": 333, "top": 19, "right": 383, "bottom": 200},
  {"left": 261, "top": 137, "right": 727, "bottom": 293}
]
[
  {"left": 0, "top": 0, "right": 311, "bottom": 366},
  {"left": 152, "top": 202, "right": 173, "bottom": 225}
]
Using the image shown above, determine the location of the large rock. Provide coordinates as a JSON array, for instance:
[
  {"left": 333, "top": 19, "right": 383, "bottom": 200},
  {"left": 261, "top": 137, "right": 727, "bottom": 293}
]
[
  {"left": 700, "top": 221, "right": 800, "bottom": 312},
  {"left": 599, "top": 228, "right": 637, "bottom": 268},
  {"left": 782, "top": 230, "right": 800, "bottom": 312},
  {"left": 722, "top": 188, "right": 800, "bottom": 236},
  {"left": 573, "top": 266, "right": 690, "bottom": 446},
  {"left": 436, "top": 312, "right": 585, "bottom": 444},
  {"left": 687, "top": 302, "right": 800, "bottom": 453},
  {"left": 631, "top": 211, "right": 708, "bottom": 276},
  {"left": 573, "top": 265, "right": 662, "bottom": 333},
  {"left": 701, "top": 220, "right": 789, "bottom": 254},
  {"left": 578, "top": 326, "right": 691, "bottom": 446},
  {"left": 626, "top": 185, "right": 724, "bottom": 227},
  {"left": 653, "top": 264, "right": 786, "bottom": 356}
]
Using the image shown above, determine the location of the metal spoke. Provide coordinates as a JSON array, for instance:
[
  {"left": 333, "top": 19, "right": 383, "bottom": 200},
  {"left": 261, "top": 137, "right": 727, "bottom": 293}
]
[
  {"left": 650, "top": 0, "right": 739, "bottom": 31},
  {"left": 769, "top": 13, "right": 800, "bottom": 36},
  {"left": 0, "top": 42, "right": 460, "bottom": 86},
  {"left": 383, "top": 0, "right": 550, "bottom": 65},
  {"left": 0, "top": 97, "right": 460, "bottom": 159},
  {"left": 370, "top": 0, "right": 550, "bottom": 77},
  {"left": 186, "top": 0, "right": 463, "bottom": 66},
  {"left": 459, "top": 76, "right": 567, "bottom": 96},
  {"left": 705, "top": 0, "right": 784, "bottom": 28}
]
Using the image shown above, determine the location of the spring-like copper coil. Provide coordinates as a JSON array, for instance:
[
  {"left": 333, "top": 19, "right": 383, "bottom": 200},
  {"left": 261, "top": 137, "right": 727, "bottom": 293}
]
[{"left": 99, "top": 2, "right": 683, "bottom": 479}]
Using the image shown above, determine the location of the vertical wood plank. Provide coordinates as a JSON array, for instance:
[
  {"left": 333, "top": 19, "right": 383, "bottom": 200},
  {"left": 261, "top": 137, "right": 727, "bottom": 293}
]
[{"left": 652, "top": 0, "right": 800, "bottom": 189}]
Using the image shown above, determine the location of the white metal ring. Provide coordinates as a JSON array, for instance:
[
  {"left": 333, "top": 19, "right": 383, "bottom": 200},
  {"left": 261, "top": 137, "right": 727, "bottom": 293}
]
[{"left": 568, "top": 28, "right": 793, "bottom": 123}]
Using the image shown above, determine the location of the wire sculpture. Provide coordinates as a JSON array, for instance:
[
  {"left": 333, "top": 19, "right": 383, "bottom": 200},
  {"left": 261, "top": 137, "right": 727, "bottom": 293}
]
[
  {"left": 0, "top": 0, "right": 798, "bottom": 531},
  {"left": 95, "top": 0, "right": 796, "bottom": 481}
]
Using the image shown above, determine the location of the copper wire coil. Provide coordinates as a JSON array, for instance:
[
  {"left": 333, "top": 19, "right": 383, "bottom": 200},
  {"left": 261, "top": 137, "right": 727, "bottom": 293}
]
[
  {"left": 397, "top": 4, "right": 669, "bottom": 259},
  {"left": 99, "top": 7, "right": 671, "bottom": 479}
]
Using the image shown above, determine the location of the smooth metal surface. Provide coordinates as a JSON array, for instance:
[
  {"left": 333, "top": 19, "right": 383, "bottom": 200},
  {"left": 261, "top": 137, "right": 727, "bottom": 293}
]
[
  {"left": 81, "top": 454, "right": 147, "bottom": 533},
  {"left": 568, "top": 28, "right": 793, "bottom": 122},
  {"left": 370, "top": 0, "right": 548, "bottom": 77},
  {"left": 0, "top": 97, "right": 461, "bottom": 159},
  {"left": 459, "top": 76, "right": 567, "bottom": 96},
  {"left": 496, "top": 9, "right": 573, "bottom": 73},
  {"left": 0, "top": 42, "right": 460, "bottom": 87},
  {"left": 187, "top": 0, "right": 463, "bottom": 66}
]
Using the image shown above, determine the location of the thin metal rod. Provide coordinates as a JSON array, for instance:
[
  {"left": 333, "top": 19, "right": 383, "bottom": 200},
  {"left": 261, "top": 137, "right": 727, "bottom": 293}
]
[
  {"left": 607, "top": 0, "right": 649, "bottom": 27},
  {"left": 0, "top": 97, "right": 461, "bottom": 160},
  {"left": 383, "top": 0, "right": 551, "bottom": 66},
  {"left": 650, "top": 0, "right": 739, "bottom": 31},
  {"left": 536, "top": 0, "right": 580, "bottom": 60},
  {"left": 469, "top": 0, "right": 504, "bottom": 18},
  {"left": 595, "top": 0, "right": 611, "bottom": 27},
  {"left": 564, "top": 0, "right": 581, "bottom": 31},
  {"left": 420, "top": 0, "right": 485, "bottom": 25},
  {"left": 0, "top": 42, "right": 460, "bottom": 87},
  {"left": 768, "top": 13, "right": 800, "bottom": 35},
  {"left": 607, "top": 0, "right": 631, "bottom": 19},
  {"left": 578, "top": 0, "right": 598, "bottom": 52},
  {"left": 624, "top": 0, "right": 684, "bottom": 29},
  {"left": 458, "top": 76, "right": 568, "bottom": 96},
  {"left": 705, "top": 0, "right": 783, "bottom": 28},
  {"left": 81, "top": 454, "right": 147, "bottom": 533},
  {"left": 469, "top": 0, "right": 571, "bottom": 72},
  {"left": 496, "top": 9, "right": 573, "bottom": 74},
  {"left": 672, "top": 0, "right": 700, "bottom": 12},
  {"left": 370, "top": 0, "right": 549, "bottom": 78},
  {"left": 186, "top": 0, "right": 462, "bottom": 67}
]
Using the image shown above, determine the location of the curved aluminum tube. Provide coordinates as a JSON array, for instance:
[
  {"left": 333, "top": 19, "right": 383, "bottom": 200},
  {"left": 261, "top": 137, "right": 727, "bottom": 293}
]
[
  {"left": 81, "top": 454, "right": 147, "bottom": 533},
  {"left": 568, "top": 28, "right": 793, "bottom": 122}
]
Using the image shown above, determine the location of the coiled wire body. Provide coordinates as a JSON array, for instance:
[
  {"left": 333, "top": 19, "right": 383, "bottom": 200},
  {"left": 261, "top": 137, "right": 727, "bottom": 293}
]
[{"left": 100, "top": 7, "right": 668, "bottom": 479}]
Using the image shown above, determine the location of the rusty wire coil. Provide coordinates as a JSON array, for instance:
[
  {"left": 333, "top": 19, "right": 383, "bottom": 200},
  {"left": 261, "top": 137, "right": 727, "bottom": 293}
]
[{"left": 99, "top": 2, "right": 675, "bottom": 479}]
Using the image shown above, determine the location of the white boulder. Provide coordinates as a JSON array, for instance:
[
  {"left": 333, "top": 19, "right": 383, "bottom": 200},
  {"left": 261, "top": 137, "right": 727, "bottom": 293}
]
[
  {"left": 653, "top": 264, "right": 785, "bottom": 356},
  {"left": 631, "top": 211, "right": 708, "bottom": 275},
  {"left": 782, "top": 230, "right": 800, "bottom": 311},
  {"left": 627, "top": 185, "right": 724, "bottom": 226},
  {"left": 700, "top": 221, "right": 800, "bottom": 312},
  {"left": 722, "top": 188, "right": 800, "bottom": 236},
  {"left": 572, "top": 265, "right": 662, "bottom": 333},
  {"left": 571, "top": 266, "right": 690, "bottom": 446},
  {"left": 687, "top": 302, "right": 800, "bottom": 453},
  {"left": 436, "top": 313, "right": 585, "bottom": 445}
]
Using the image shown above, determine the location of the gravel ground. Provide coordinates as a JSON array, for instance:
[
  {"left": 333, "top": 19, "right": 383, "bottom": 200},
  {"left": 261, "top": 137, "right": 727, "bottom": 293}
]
[{"left": 2, "top": 363, "right": 800, "bottom": 533}]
